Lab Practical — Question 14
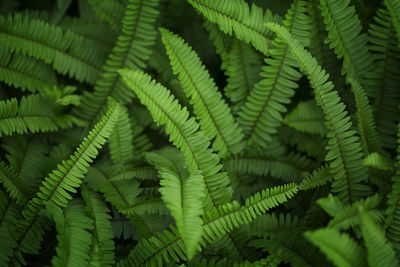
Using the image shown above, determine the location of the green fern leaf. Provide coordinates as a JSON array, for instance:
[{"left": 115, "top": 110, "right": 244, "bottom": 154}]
[
  {"left": 88, "top": 0, "right": 124, "bottom": 33},
  {"left": 305, "top": 228, "right": 367, "bottom": 267},
  {"left": 367, "top": 6, "right": 400, "bottom": 149},
  {"left": 79, "top": 0, "right": 160, "bottom": 122},
  {"left": 360, "top": 207, "right": 399, "bottom": 267},
  {"left": 266, "top": 22, "right": 370, "bottom": 204},
  {"left": 318, "top": 0, "right": 373, "bottom": 83},
  {"left": 119, "top": 69, "right": 233, "bottom": 209},
  {"left": 0, "top": 45, "right": 57, "bottom": 92},
  {"left": 160, "top": 28, "right": 244, "bottom": 157},
  {"left": 0, "top": 191, "right": 19, "bottom": 266},
  {"left": 48, "top": 199, "right": 94, "bottom": 267},
  {"left": 284, "top": 100, "right": 327, "bottom": 136},
  {"left": 0, "top": 161, "right": 31, "bottom": 205},
  {"left": 0, "top": 95, "right": 77, "bottom": 137},
  {"left": 146, "top": 150, "right": 205, "bottom": 259},
  {"left": 299, "top": 165, "right": 332, "bottom": 190},
  {"left": 0, "top": 13, "right": 105, "bottom": 84},
  {"left": 81, "top": 185, "right": 115, "bottom": 267},
  {"left": 386, "top": 0, "right": 400, "bottom": 44},
  {"left": 364, "top": 152, "right": 395, "bottom": 171},
  {"left": 187, "top": 0, "right": 277, "bottom": 55},
  {"left": 238, "top": 0, "right": 310, "bottom": 148}
]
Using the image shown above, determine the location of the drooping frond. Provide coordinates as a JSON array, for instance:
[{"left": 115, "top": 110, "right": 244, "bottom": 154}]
[
  {"left": 348, "top": 78, "right": 382, "bottom": 154},
  {"left": 87, "top": 0, "right": 124, "bottom": 33},
  {"left": 318, "top": 0, "right": 373, "bottom": 83},
  {"left": 48, "top": 199, "right": 94, "bottom": 267},
  {"left": 119, "top": 69, "right": 233, "bottom": 209},
  {"left": 284, "top": 100, "right": 327, "bottom": 136},
  {"left": 203, "top": 20, "right": 233, "bottom": 69},
  {"left": 187, "top": 0, "right": 278, "bottom": 55},
  {"left": 224, "top": 39, "right": 263, "bottom": 113},
  {"left": 364, "top": 152, "right": 395, "bottom": 171},
  {"left": 0, "top": 45, "right": 57, "bottom": 92},
  {"left": 78, "top": 0, "right": 160, "bottom": 122},
  {"left": 0, "top": 13, "right": 105, "bottom": 84},
  {"left": 367, "top": 6, "right": 400, "bottom": 149},
  {"left": 109, "top": 103, "right": 134, "bottom": 164},
  {"left": 81, "top": 185, "right": 115, "bottom": 267},
  {"left": 360, "top": 207, "right": 399, "bottom": 267},
  {"left": 0, "top": 95, "right": 78, "bottom": 137},
  {"left": 266, "top": 22, "right": 370, "bottom": 204},
  {"left": 160, "top": 28, "right": 244, "bottom": 157},
  {"left": 118, "top": 183, "right": 298, "bottom": 266},
  {"left": 238, "top": 0, "right": 310, "bottom": 149},
  {"left": 0, "top": 161, "right": 31, "bottom": 205},
  {"left": 146, "top": 150, "right": 205, "bottom": 259},
  {"left": 305, "top": 228, "right": 367, "bottom": 267}
]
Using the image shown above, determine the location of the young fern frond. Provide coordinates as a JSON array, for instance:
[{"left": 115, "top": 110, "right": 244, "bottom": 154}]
[
  {"left": 81, "top": 185, "right": 115, "bottom": 267},
  {"left": 0, "top": 13, "right": 105, "bottom": 84},
  {"left": 118, "top": 183, "right": 298, "bottom": 266},
  {"left": 238, "top": 0, "right": 310, "bottom": 149},
  {"left": 360, "top": 207, "right": 399, "bottom": 267},
  {"left": 146, "top": 150, "right": 205, "bottom": 259},
  {"left": 0, "top": 95, "right": 77, "bottom": 137},
  {"left": 348, "top": 78, "right": 382, "bottom": 154},
  {"left": 119, "top": 69, "right": 233, "bottom": 209},
  {"left": 109, "top": 104, "right": 134, "bottom": 164},
  {"left": 87, "top": 0, "right": 124, "bottom": 33},
  {"left": 48, "top": 199, "right": 94, "bottom": 267},
  {"left": 386, "top": 0, "right": 400, "bottom": 43},
  {"left": 224, "top": 39, "right": 263, "bottom": 113},
  {"left": 305, "top": 228, "right": 367, "bottom": 267},
  {"left": 0, "top": 45, "right": 57, "bottom": 92},
  {"left": 79, "top": 0, "right": 160, "bottom": 122},
  {"left": 318, "top": 0, "right": 373, "bottom": 83},
  {"left": 266, "top": 22, "right": 369, "bottom": 204},
  {"left": 367, "top": 6, "right": 400, "bottom": 149},
  {"left": 187, "top": 0, "right": 277, "bottom": 55},
  {"left": 160, "top": 28, "right": 244, "bottom": 157}
]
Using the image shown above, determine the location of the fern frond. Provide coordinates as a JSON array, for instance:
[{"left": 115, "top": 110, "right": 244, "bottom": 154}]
[
  {"left": 109, "top": 104, "right": 134, "bottom": 164},
  {"left": 360, "top": 207, "right": 399, "bottom": 267},
  {"left": 119, "top": 183, "right": 298, "bottom": 266},
  {"left": 160, "top": 28, "right": 244, "bottom": 157},
  {"left": 146, "top": 150, "right": 205, "bottom": 259},
  {"left": 224, "top": 39, "right": 263, "bottom": 113},
  {"left": 0, "top": 161, "right": 31, "bottom": 205},
  {"left": 81, "top": 185, "right": 115, "bottom": 267},
  {"left": 109, "top": 166, "right": 158, "bottom": 182},
  {"left": 48, "top": 199, "right": 94, "bottom": 267},
  {"left": 0, "top": 191, "right": 19, "bottom": 266},
  {"left": 203, "top": 20, "right": 233, "bottom": 69},
  {"left": 349, "top": 78, "right": 382, "bottom": 154},
  {"left": 0, "top": 13, "right": 105, "bottom": 84},
  {"left": 88, "top": 0, "right": 124, "bottom": 33},
  {"left": 238, "top": 0, "right": 310, "bottom": 148},
  {"left": 364, "top": 152, "right": 395, "bottom": 171},
  {"left": 367, "top": 6, "right": 400, "bottom": 149},
  {"left": 284, "top": 100, "right": 327, "bottom": 136},
  {"left": 119, "top": 69, "right": 233, "bottom": 209},
  {"left": 299, "top": 165, "right": 332, "bottom": 190},
  {"left": 0, "top": 95, "right": 77, "bottom": 137},
  {"left": 0, "top": 45, "right": 57, "bottom": 92},
  {"left": 305, "top": 228, "right": 367, "bottom": 267},
  {"left": 318, "top": 0, "right": 373, "bottom": 83},
  {"left": 78, "top": 0, "right": 160, "bottom": 122},
  {"left": 386, "top": 0, "right": 400, "bottom": 44},
  {"left": 187, "top": 0, "right": 277, "bottom": 55},
  {"left": 266, "top": 22, "right": 370, "bottom": 204}
]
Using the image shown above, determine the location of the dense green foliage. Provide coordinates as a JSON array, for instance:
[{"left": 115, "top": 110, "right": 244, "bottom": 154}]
[{"left": 0, "top": 0, "right": 399, "bottom": 266}]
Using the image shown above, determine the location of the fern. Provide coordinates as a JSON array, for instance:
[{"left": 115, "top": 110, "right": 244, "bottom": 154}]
[
  {"left": 238, "top": 0, "right": 310, "bottom": 148},
  {"left": 160, "top": 28, "right": 244, "bottom": 157},
  {"left": 87, "top": 0, "right": 125, "bottom": 33},
  {"left": 266, "top": 22, "right": 370, "bottom": 204},
  {"left": 119, "top": 69, "right": 233, "bottom": 209}
]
